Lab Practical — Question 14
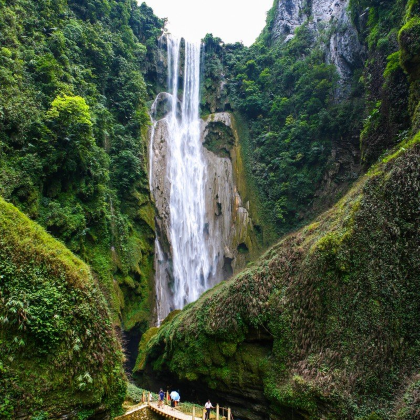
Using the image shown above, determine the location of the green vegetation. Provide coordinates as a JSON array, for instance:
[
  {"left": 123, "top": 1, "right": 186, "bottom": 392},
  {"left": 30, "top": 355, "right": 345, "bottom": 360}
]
[
  {"left": 201, "top": 34, "right": 228, "bottom": 115},
  {"left": 349, "top": 0, "right": 411, "bottom": 164},
  {"left": 0, "top": 0, "right": 166, "bottom": 416},
  {"left": 0, "top": 0, "right": 164, "bottom": 330},
  {"left": 138, "top": 135, "right": 420, "bottom": 420},
  {"left": 139, "top": 0, "right": 420, "bottom": 419},
  {"left": 125, "top": 383, "right": 158, "bottom": 404},
  {"left": 200, "top": 0, "right": 413, "bottom": 239},
  {"left": 0, "top": 197, "right": 126, "bottom": 418}
]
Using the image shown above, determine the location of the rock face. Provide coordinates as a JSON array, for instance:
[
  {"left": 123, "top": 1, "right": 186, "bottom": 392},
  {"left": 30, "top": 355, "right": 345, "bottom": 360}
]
[
  {"left": 149, "top": 117, "right": 173, "bottom": 320},
  {"left": 149, "top": 117, "right": 171, "bottom": 252},
  {"left": 149, "top": 110, "right": 259, "bottom": 322},
  {"left": 272, "top": 0, "right": 363, "bottom": 94},
  {"left": 201, "top": 113, "right": 258, "bottom": 278}
]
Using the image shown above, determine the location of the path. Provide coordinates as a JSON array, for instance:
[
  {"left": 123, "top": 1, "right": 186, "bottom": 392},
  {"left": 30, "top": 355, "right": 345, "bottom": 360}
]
[
  {"left": 149, "top": 402, "right": 201, "bottom": 420},
  {"left": 116, "top": 400, "right": 231, "bottom": 420},
  {"left": 115, "top": 401, "right": 199, "bottom": 420}
]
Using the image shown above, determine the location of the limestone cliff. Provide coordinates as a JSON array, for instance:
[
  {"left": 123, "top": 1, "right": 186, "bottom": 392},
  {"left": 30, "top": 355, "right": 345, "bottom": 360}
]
[
  {"left": 271, "top": 0, "right": 363, "bottom": 94},
  {"left": 202, "top": 112, "right": 259, "bottom": 276},
  {"left": 149, "top": 106, "right": 260, "bottom": 321}
]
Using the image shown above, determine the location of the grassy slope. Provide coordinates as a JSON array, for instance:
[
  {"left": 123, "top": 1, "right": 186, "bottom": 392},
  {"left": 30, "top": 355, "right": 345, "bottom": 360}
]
[
  {"left": 0, "top": 197, "right": 126, "bottom": 419},
  {"left": 137, "top": 134, "right": 420, "bottom": 419}
]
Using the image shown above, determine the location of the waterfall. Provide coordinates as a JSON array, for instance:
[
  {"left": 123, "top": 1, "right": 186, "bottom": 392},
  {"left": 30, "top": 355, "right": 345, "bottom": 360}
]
[
  {"left": 151, "top": 36, "right": 214, "bottom": 323},
  {"left": 168, "top": 38, "right": 212, "bottom": 309}
]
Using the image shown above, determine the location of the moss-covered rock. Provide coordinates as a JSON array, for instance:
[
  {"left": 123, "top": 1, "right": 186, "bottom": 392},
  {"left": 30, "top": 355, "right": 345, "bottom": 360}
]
[
  {"left": 138, "top": 137, "right": 420, "bottom": 420},
  {"left": 399, "top": 17, "right": 420, "bottom": 80},
  {"left": 203, "top": 121, "right": 235, "bottom": 158},
  {"left": 0, "top": 197, "right": 126, "bottom": 419}
]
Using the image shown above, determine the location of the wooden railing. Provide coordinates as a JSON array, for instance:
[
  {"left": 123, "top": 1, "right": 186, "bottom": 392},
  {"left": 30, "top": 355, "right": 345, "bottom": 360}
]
[
  {"left": 172, "top": 402, "right": 233, "bottom": 420},
  {"left": 139, "top": 391, "right": 233, "bottom": 420}
]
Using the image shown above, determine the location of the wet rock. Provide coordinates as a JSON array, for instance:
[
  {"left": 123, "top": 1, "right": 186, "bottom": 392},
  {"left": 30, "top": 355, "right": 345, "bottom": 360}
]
[
  {"left": 202, "top": 113, "right": 259, "bottom": 280},
  {"left": 150, "top": 111, "right": 260, "bottom": 320},
  {"left": 149, "top": 119, "right": 171, "bottom": 254}
]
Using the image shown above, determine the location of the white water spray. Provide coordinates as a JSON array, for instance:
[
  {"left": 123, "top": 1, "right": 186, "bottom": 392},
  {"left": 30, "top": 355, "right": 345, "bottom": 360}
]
[
  {"left": 150, "top": 36, "right": 214, "bottom": 322},
  {"left": 167, "top": 38, "right": 211, "bottom": 309}
]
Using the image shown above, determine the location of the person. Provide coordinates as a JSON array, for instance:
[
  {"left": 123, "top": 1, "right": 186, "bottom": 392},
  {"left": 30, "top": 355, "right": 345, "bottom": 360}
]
[
  {"left": 204, "top": 400, "right": 214, "bottom": 420},
  {"left": 170, "top": 396, "right": 175, "bottom": 410},
  {"left": 158, "top": 388, "right": 165, "bottom": 408}
]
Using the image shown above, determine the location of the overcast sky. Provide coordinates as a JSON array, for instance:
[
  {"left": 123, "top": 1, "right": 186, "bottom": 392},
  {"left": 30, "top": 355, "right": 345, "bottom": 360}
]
[{"left": 141, "top": 0, "right": 275, "bottom": 45}]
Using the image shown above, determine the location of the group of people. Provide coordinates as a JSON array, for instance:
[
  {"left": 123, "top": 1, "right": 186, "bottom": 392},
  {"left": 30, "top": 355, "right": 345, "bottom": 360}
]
[
  {"left": 157, "top": 388, "right": 215, "bottom": 420},
  {"left": 158, "top": 388, "right": 180, "bottom": 409}
]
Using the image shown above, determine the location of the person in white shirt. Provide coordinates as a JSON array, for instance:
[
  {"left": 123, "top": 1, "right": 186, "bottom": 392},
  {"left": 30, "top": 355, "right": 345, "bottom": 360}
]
[{"left": 204, "top": 400, "right": 214, "bottom": 420}]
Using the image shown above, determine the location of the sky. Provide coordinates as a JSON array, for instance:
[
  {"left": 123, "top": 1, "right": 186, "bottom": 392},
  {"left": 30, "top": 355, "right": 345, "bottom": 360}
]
[{"left": 141, "top": 0, "right": 276, "bottom": 46}]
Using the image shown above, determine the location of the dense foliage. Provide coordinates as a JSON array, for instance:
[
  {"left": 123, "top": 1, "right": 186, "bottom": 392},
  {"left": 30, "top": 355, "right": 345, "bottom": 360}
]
[
  {"left": 139, "top": 0, "right": 420, "bottom": 419},
  {"left": 0, "top": 197, "right": 126, "bottom": 419},
  {"left": 201, "top": 0, "right": 411, "bottom": 238},
  {"left": 349, "top": 0, "right": 411, "bottom": 164},
  {"left": 0, "top": 0, "right": 164, "bottom": 330}
]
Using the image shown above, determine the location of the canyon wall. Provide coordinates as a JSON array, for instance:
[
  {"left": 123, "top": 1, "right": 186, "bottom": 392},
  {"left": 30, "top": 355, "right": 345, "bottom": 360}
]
[{"left": 150, "top": 106, "right": 260, "bottom": 321}]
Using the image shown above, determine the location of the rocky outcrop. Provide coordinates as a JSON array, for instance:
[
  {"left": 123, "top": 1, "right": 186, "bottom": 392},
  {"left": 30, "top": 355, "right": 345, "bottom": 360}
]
[
  {"left": 326, "top": 3, "right": 363, "bottom": 90},
  {"left": 272, "top": 0, "right": 363, "bottom": 95},
  {"left": 271, "top": 0, "right": 305, "bottom": 43},
  {"left": 272, "top": 0, "right": 350, "bottom": 42},
  {"left": 202, "top": 113, "right": 259, "bottom": 281},
  {"left": 149, "top": 110, "right": 259, "bottom": 321},
  {"left": 149, "top": 118, "right": 171, "bottom": 252}
]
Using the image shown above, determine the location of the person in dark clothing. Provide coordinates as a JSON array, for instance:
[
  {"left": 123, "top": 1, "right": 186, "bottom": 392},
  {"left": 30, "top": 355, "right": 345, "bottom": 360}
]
[{"left": 158, "top": 388, "right": 165, "bottom": 408}]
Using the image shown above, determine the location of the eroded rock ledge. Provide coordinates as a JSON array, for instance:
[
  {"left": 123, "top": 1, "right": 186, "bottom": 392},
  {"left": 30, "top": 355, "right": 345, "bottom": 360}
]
[{"left": 149, "top": 111, "right": 260, "bottom": 318}]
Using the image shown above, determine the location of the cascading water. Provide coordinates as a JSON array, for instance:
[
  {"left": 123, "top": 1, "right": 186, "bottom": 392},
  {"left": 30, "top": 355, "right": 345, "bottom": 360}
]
[
  {"left": 150, "top": 36, "right": 215, "bottom": 323},
  {"left": 168, "top": 38, "right": 213, "bottom": 309}
]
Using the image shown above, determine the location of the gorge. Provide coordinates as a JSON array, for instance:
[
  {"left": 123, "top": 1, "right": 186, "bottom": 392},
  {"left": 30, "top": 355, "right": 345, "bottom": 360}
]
[{"left": 0, "top": 0, "right": 420, "bottom": 419}]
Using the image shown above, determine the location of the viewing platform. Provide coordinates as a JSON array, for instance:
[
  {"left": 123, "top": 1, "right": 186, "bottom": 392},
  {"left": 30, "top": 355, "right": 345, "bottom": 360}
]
[{"left": 116, "top": 393, "right": 233, "bottom": 420}]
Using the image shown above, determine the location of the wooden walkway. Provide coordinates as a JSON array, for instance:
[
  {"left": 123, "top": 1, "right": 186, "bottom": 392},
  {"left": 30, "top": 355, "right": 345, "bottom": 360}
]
[
  {"left": 149, "top": 402, "right": 201, "bottom": 420},
  {"left": 116, "top": 402, "right": 200, "bottom": 420},
  {"left": 116, "top": 400, "right": 232, "bottom": 420}
]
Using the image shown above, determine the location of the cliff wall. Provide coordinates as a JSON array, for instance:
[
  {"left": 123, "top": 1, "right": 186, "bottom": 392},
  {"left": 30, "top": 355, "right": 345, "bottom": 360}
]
[
  {"left": 271, "top": 0, "right": 363, "bottom": 95},
  {"left": 150, "top": 108, "right": 261, "bottom": 319}
]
